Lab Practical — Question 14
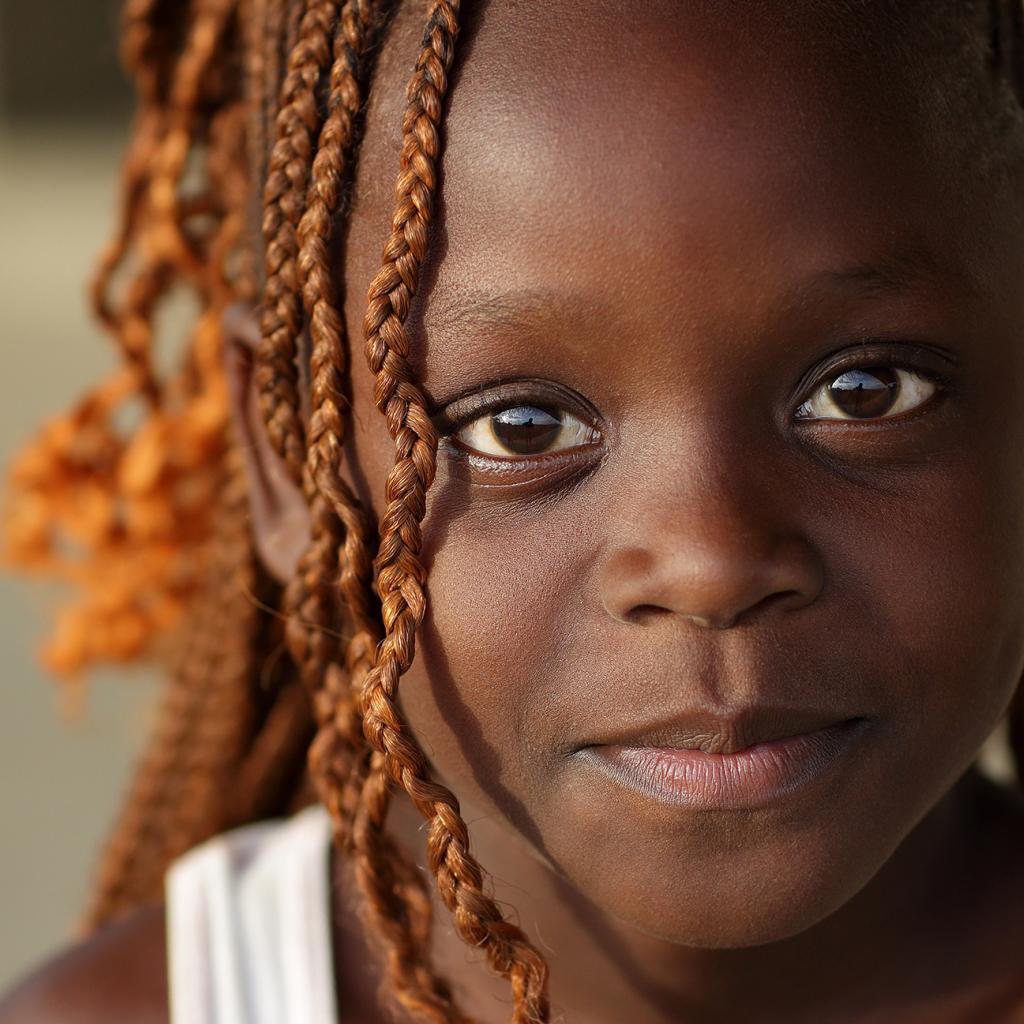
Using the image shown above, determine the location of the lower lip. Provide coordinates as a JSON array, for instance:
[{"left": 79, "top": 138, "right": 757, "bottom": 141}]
[{"left": 578, "top": 719, "right": 867, "bottom": 811}]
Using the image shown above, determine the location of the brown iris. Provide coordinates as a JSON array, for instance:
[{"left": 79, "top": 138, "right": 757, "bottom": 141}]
[
  {"left": 827, "top": 368, "right": 899, "bottom": 418},
  {"left": 491, "top": 406, "right": 563, "bottom": 455}
]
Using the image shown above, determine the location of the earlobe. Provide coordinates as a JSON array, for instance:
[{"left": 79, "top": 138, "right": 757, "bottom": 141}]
[{"left": 222, "top": 301, "right": 312, "bottom": 585}]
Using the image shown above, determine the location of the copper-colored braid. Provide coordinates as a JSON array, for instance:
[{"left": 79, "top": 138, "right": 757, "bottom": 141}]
[
  {"left": 82, "top": 603, "right": 220, "bottom": 926},
  {"left": 244, "top": 0, "right": 271, "bottom": 234},
  {"left": 91, "top": 0, "right": 173, "bottom": 407},
  {"left": 291, "top": 0, "right": 381, "bottom": 835},
  {"left": 276, "top": 5, "right": 464, "bottom": 1017},
  {"left": 157, "top": 442, "right": 260, "bottom": 852},
  {"left": 83, "top": 435, "right": 261, "bottom": 927},
  {"left": 358, "top": 4, "right": 550, "bottom": 1021},
  {"left": 257, "top": 0, "right": 342, "bottom": 482},
  {"left": 233, "top": 676, "right": 316, "bottom": 823}
]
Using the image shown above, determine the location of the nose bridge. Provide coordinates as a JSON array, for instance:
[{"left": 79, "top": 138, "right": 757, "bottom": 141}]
[{"left": 598, "top": 443, "right": 824, "bottom": 629}]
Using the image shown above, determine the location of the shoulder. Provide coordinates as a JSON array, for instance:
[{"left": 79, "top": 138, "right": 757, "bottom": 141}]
[{"left": 0, "top": 905, "right": 168, "bottom": 1024}]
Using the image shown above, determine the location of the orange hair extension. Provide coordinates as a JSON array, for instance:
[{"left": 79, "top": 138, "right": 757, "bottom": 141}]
[
  {"left": 3, "top": 0, "right": 315, "bottom": 929},
  {"left": 4, "top": 0, "right": 243, "bottom": 680}
]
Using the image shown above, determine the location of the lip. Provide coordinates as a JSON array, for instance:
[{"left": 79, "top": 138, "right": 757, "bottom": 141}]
[
  {"left": 576, "top": 717, "right": 869, "bottom": 811},
  {"left": 579, "top": 704, "right": 858, "bottom": 754}
]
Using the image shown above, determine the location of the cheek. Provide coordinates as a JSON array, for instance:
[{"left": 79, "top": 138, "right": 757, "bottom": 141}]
[
  {"left": 873, "top": 306, "right": 1024, "bottom": 768},
  {"left": 892, "top": 464, "right": 1024, "bottom": 782},
  {"left": 397, "top": 488, "right": 585, "bottom": 839},
  {"left": 336, "top": 355, "right": 566, "bottom": 826},
  {"left": 862, "top": 445, "right": 1024, "bottom": 771}
]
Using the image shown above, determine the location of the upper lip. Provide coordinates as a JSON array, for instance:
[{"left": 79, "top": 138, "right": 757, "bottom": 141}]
[{"left": 579, "top": 706, "right": 862, "bottom": 755}]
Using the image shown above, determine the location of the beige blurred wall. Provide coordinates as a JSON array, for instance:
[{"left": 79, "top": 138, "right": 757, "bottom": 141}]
[
  {"left": 0, "top": 127, "right": 157, "bottom": 990},
  {"left": 0, "top": 0, "right": 158, "bottom": 992}
]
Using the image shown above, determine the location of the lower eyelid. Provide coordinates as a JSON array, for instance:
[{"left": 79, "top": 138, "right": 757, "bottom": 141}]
[
  {"left": 437, "top": 439, "right": 605, "bottom": 489},
  {"left": 793, "top": 392, "right": 950, "bottom": 434},
  {"left": 445, "top": 433, "right": 601, "bottom": 462}
]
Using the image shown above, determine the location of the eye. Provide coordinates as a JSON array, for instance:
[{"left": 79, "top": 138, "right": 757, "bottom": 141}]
[
  {"left": 453, "top": 404, "right": 599, "bottom": 458},
  {"left": 795, "top": 366, "right": 939, "bottom": 422}
]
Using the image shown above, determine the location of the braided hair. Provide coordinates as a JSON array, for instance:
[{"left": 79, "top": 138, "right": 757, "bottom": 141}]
[{"left": 6, "top": 2, "right": 1024, "bottom": 1021}]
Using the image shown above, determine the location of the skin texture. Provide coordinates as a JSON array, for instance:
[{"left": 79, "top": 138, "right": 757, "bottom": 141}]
[
  {"left": 0, "top": 907, "right": 169, "bottom": 1024},
  {"left": 8, "top": 2, "right": 1024, "bottom": 1022}
]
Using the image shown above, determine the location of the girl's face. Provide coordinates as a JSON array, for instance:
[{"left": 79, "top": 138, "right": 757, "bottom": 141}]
[{"left": 263, "top": 2, "right": 1024, "bottom": 946}]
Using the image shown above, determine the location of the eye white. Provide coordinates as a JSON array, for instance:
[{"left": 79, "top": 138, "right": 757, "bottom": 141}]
[
  {"left": 455, "top": 406, "right": 596, "bottom": 458},
  {"left": 795, "top": 367, "right": 937, "bottom": 421}
]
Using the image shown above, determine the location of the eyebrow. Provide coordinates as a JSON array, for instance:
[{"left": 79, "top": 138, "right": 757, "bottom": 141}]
[
  {"left": 419, "top": 243, "right": 980, "bottom": 342},
  {"left": 421, "top": 287, "right": 600, "bottom": 338},
  {"left": 806, "top": 241, "right": 983, "bottom": 302}
]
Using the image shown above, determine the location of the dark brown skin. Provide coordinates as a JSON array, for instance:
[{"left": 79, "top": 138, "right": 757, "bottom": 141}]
[{"left": 9, "top": 2, "right": 1024, "bottom": 1021}]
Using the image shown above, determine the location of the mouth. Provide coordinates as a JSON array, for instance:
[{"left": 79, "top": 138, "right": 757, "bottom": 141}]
[{"left": 574, "top": 711, "right": 871, "bottom": 811}]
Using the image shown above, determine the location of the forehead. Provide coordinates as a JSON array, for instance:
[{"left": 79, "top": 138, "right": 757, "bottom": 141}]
[
  {"left": 343, "top": 1, "right": 1017, "bottom": 389},
  {"left": 437, "top": 4, "right": 933, "bottom": 262}
]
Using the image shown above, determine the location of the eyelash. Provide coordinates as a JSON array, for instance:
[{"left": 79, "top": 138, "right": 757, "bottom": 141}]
[
  {"left": 793, "top": 349, "right": 952, "bottom": 424},
  {"left": 436, "top": 385, "right": 602, "bottom": 463},
  {"left": 434, "top": 347, "right": 954, "bottom": 462}
]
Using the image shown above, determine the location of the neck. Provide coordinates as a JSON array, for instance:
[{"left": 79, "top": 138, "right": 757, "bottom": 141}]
[{"left": 382, "top": 767, "right": 1009, "bottom": 1024}]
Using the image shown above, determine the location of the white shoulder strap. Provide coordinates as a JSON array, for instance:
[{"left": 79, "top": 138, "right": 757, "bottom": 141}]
[{"left": 165, "top": 805, "right": 336, "bottom": 1024}]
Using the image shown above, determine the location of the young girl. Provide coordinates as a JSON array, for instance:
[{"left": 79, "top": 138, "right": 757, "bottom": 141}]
[{"left": 5, "top": 0, "right": 1024, "bottom": 1020}]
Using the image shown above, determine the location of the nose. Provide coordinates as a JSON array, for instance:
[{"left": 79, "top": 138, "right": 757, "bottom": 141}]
[{"left": 598, "top": 483, "right": 824, "bottom": 630}]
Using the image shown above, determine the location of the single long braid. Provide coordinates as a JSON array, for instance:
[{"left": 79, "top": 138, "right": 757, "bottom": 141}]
[
  {"left": 2, "top": 0, "right": 319, "bottom": 931},
  {"left": 83, "top": 419, "right": 262, "bottom": 927},
  {"left": 291, "top": 0, "right": 381, "bottom": 838},
  {"left": 358, "top": 3, "right": 550, "bottom": 1021},
  {"left": 257, "top": 0, "right": 343, "bottom": 482}
]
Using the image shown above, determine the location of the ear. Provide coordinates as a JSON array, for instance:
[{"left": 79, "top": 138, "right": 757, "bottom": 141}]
[{"left": 222, "top": 301, "right": 311, "bottom": 584}]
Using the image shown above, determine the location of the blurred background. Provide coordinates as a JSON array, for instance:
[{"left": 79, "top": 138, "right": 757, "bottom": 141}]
[
  {"left": 0, "top": 0, "right": 157, "bottom": 991},
  {"left": 0, "top": 0, "right": 1018, "bottom": 1001}
]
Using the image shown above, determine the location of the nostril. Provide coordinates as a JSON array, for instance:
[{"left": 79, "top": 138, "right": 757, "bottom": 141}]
[
  {"left": 754, "top": 589, "right": 803, "bottom": 614},
  {"left": 626, "top": 603, "right": 674, "bottom": 624},
  {"left": 636, "top": 604, "right": 671, "bottom": 616},
  {"left": 622, "top": 590, "right": 804, "bottom": 629},
  {"left": 624, "top": 605, "right": 731, "bottom": 628}
]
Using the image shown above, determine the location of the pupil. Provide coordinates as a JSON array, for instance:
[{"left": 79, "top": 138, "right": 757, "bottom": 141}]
[
  {"left": 828, "top": 368, "right": 899, "bottom": 418},
  {"left": 491, "top": 406, "right": 563, "bottom": 454}
]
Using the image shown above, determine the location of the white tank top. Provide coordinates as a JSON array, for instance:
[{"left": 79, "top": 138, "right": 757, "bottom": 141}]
[{"left": 164, "top": 804, "right": 337, "bottom": 1024}]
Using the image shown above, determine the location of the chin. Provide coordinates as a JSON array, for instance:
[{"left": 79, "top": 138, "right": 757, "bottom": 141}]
[
  {"left": 624, "top": 881, "right": 865, "bottom": 950},
  {"left": 553, "top": 812, "right": 906, "bottom": 950}
]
